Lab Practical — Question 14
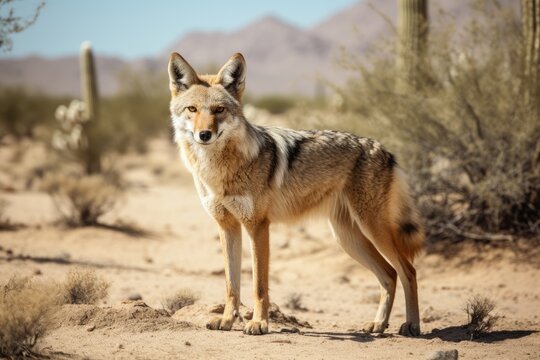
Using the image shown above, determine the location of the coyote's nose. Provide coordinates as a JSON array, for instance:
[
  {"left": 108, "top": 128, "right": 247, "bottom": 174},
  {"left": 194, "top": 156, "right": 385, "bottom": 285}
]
[{"left": 199, "top": 130, "right": 212, "bottom": 143}]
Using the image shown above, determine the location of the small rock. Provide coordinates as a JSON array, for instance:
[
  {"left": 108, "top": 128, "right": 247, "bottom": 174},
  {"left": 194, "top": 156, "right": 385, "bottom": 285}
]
[
  {"left": 427, "top": 349, "right": 458, "bottom": 360},
  {"left": 184, "top": 341, "right": 191, "bottom": 346},
  {"left": 116, "top": 343, "right": 124, "bottom": 350},
  {"left": 126, "top": 293, "right": 142, "bottom": 301},
  {"left": 6, "top": 249, "right": 13, "bottom": 256},
  {"left": 86, "top": 325, "right": 95, "bottom": 332},
  {"left": 33, "top": 269, "right": 42, "bottom": 276}
]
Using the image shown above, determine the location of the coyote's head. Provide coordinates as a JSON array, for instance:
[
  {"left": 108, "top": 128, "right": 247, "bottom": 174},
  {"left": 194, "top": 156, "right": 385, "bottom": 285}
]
[{"left": 168, "top": 53, "right": 246, "bottom": 146}]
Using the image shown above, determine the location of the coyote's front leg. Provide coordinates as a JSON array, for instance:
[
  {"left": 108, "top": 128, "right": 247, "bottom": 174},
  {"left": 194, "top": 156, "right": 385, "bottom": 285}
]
[
  {"left": 243, "top": 220, "right": 270, "bottom": 335},
  {"left": 206, "top": 217, "right": 242, "bottom": 331}
]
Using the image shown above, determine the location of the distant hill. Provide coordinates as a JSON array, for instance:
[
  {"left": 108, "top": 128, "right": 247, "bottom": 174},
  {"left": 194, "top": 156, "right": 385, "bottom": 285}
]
[{"left": 0, "top": 0, "right": 518, "bottom": 97}]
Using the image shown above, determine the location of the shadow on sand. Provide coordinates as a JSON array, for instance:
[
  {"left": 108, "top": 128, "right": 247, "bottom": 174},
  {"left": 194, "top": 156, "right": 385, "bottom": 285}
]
[
  {"left": 300, "top": 330, "right": 379, "bottom": 343},
  {"left": 296, "top": 326, "right": 536, "bottom": 344},
  {"left": 423, "top": 325, "right": 537, "bottom": 343},
  {"left": 1, "top": 252, "right": 154, "bottom": 273}
]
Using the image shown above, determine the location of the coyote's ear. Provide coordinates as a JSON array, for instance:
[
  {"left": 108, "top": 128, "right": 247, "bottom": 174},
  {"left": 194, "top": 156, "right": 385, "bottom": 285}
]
[
  {"left": 216, "top": 53, "right": 246, "bottom": 101},
  {"left": 168, "top": 52, "right": 200, "bottom": 95}
]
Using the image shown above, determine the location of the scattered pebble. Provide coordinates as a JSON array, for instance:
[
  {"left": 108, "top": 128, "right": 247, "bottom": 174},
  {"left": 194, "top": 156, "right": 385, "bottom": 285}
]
[
  {"left": 427, "top": 349, "right": 458, "bottom": 360},
  {"left": 86, "top": 325, "right": 96, "bottom": 332},
  {"left": 184, "top": 341, "right": 191, "bottom": 346},
  {"left": 33, "top": 269, "right": 42, "bottom": 276},
  {"left": 116, "top": 343, "right": 124, "bottom": 350}
]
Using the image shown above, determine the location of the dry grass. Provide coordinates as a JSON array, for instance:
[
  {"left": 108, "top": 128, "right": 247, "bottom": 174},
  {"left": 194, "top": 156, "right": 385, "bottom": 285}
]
[
  {"left": 161, "top": 289, "right": 199, "bottom": 315},
  {"left": 464, "top": 294, "right": 499, "bottom": 340},
  {"left": 60, "top": 268, "right": 110, "bottom": 305},
  {"left": 0, "top": 276, "right": 58, "bottom": 358},
  {"left": 42, "top": 173, "right": 122, "bottom": 226}
]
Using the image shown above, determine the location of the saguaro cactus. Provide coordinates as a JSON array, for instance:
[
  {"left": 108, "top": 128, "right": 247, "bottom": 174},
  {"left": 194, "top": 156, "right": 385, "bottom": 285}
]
[
  {"left": 396, "top": 0, "right": 429, "bottom": 91},
  {"left": 53, "top": 41, "right": 102, "bottom": 174},
  {"left": 80, "top": 41, "right": 101, "bottom": 173},
  {"left": 521, "top": 0, "right": 540, "bottom": 108}
]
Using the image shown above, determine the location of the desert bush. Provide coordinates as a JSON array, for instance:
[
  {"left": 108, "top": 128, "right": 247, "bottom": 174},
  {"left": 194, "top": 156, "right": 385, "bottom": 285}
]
[
  {"left": 52, "top": 66, "right": 170, "bottom": 174},
  {"left": 60, "top": 268, "right": 110, "bottom": 305},
  {"left": 99, "top": 86, "right": 170, "bottom": 154},
  {"left": 284, "top": 292, "right": 308, "bottom": 311},
  {"left": 0, "top": 276, "right": 58, "bottom": 358},
  {"left": 333, "top": 1, "right": 539, "bottom": 241},
  {"left": 464, "top": 294, "right": 499, "bottom": 340},
  {"left": 42, "top": 173, "right": 122, "bottom": 226},
  {"left": 161, "top": 289, "right": 199, "bottom": 315},
  {"left": 0, "top": 87, "right": 65, "bottom": 140},
  {"left": 250, "top": 95, "right": 297, "bottom": 115}
]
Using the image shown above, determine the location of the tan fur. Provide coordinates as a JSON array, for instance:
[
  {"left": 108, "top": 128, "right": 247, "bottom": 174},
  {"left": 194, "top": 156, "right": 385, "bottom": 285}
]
[{"left": 168, "top": 52, "right": 425, "bottom": 336}]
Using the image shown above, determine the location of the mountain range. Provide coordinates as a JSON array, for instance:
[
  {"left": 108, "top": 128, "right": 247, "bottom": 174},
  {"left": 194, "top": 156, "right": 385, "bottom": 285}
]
[{"left": 0, "top": 0, "right": 517, "bottom": 97}]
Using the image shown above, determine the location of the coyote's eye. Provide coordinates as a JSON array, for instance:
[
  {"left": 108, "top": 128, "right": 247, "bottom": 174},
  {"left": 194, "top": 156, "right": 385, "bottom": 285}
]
[
  {"left": 215, "top": 106, "right": 225, "bottom": 114},
  {"left": 187, "top": 106, "right": 197, "bottom": 112}
]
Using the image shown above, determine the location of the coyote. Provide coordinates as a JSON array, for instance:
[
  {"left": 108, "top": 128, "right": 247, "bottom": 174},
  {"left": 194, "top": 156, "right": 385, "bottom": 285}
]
[{"left": 167, "top": 52, "right": 424, "bottom": 336}]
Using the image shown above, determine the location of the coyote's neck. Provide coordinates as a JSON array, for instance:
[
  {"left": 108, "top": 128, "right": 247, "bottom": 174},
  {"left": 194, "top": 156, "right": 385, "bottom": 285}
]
[{"left": 179, "top": 120, "right": 260, "bottom": 193}]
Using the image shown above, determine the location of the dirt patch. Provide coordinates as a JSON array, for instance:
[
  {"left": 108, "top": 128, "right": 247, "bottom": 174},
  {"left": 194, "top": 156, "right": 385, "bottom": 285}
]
[
  {"left": 174, "top": 302, "right": 311, "bottom": 330},
  {"left": 52, "top": 300, "right": 193, "bottom": 332}
]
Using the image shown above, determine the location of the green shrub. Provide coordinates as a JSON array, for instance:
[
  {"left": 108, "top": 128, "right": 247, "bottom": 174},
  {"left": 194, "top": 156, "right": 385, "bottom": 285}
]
[
  {"left": 250, "top": 95, "right": 297, "bottom": 114},
  {"left": 0, "top": 87, "right": 65, "bottom": 139},
  {"left": 334, "top": 2, "right": 539, "bottom": 240}
]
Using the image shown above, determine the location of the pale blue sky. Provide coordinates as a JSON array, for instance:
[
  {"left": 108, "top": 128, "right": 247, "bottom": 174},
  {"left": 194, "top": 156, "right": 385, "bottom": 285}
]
[{"left": 2, "top": 0, "right": 358, "bottom": 59}]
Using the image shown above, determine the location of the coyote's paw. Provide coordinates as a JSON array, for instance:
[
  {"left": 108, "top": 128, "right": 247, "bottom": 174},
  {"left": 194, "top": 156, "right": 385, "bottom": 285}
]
[
  {"left": 362, "top": 321, "right": 388, "bottom": 333},
  {"left": 398, "top": 321, "right": 420, "bottom": 337},
  {"left": 243, "top": 320, "right": 268, "bottom": 335},
  {"left": 206, "top": 316, "right": 234, "bottom": 331}
]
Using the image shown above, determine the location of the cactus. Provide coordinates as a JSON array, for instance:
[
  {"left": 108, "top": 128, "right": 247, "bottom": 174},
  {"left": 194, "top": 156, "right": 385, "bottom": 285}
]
[
  {"left": 396, "top": 0, "right": 428, "bottom": 91},
  {"left": 80, "top": 41, "right": 101, "bottom": 173},
  {"left": 521, "top": 0, "right": 540, "bottom": 108},
  {"left": 53, "top": 42, "right": 102, "bottom": 174}
]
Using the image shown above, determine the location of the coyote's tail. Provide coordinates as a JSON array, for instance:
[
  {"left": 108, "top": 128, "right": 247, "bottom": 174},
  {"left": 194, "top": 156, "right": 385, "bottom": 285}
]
[{"left": 389, "top": 169, "right": 425, "bottom": 262}]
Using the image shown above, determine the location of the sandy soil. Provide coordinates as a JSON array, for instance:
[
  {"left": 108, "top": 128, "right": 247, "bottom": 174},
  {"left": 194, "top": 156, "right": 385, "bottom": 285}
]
[{"left": 0, "top": 139, "right": 539, "bottom": 359}]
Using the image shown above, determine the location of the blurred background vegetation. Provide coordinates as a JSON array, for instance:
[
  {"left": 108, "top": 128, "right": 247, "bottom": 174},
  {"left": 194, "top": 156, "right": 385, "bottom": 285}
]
[{"left": 0, "top": 0, "right": 538, "bottom": 248}]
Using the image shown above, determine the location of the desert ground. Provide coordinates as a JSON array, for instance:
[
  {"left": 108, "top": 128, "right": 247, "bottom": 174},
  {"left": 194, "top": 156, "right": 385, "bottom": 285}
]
[{"left": 1, "top": 138, "right": 539, "bottom": 360}]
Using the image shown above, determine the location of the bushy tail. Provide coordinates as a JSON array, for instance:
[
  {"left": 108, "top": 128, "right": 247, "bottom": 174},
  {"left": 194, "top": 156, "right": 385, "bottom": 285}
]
[{"left": 390, "top": 169, "right": 425, "bottom": 262}]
